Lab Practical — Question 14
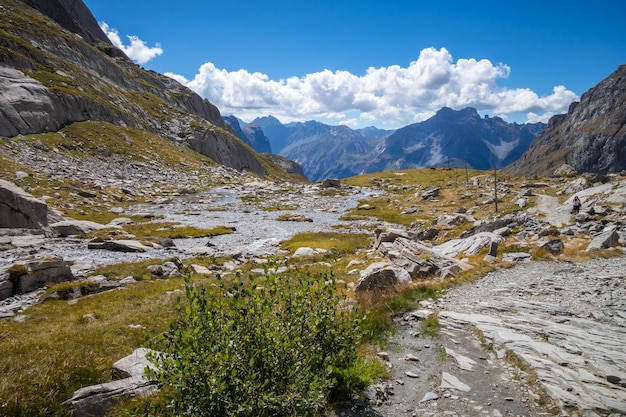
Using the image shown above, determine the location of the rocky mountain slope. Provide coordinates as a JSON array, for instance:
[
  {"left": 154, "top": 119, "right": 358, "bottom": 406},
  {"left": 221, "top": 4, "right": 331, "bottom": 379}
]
[
  {"left": 0, "top": 0, "right": 286, "bottom": 178},
  {"left": 507, "top": 64, "right": 626, "bottom": 176}
]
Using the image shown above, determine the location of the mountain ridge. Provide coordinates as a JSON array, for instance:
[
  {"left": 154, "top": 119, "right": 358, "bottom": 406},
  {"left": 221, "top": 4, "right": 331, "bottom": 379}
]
[
  {"left": 506, "top": 64, "right": 626, "bottom": 176},
  {"left": 236, "top": 108, "right": 545, "bottom": 181},
  {"left": 0, "top": 0, "right": 289, "bottom": 179}
]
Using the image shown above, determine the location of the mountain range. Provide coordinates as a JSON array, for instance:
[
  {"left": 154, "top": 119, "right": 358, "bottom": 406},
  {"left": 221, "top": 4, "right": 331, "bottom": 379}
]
[
  {"left": 230, "top": 109, "right": 546, "bottom": 181},
  {"left": 0, "top": 0, "right": 624, "bottom": 185}
]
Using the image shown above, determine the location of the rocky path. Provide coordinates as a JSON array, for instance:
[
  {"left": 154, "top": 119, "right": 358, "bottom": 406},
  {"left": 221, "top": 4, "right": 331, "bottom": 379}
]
[
  {"left": 535, "top": 194, "right": 572, "bottom": 227},
  {"left": 362, "top": 257, "right": 626, "bottom": 417}
]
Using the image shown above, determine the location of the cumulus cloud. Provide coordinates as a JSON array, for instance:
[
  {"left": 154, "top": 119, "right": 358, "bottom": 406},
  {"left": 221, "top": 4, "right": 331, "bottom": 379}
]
[
  {"left": 100, "top": 22, "right": 163, "bottom": 65},
  {"left": 173, "top": 47, "right": 578, "bottom": 127}
]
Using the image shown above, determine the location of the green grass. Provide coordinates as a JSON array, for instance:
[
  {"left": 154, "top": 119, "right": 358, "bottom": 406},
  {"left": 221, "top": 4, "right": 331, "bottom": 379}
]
[
  {"left": 421, "top": 315, "right": 441, "bottom": 338},
  {"left": 0, "top": 277, "right": 189, "bottom": 417},
  {"left": 359, "top": 283, "right": 441, "bottom": 342},
  {"left": 280, "top": 231, "right": 371, "bottom": 255}
]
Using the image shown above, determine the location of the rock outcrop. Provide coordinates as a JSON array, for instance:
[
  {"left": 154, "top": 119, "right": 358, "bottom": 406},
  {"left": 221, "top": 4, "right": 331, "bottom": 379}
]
[
  {"left": 507, "top": 64, "right": 626, "bottom": 176},
  {"left": 0, "top": 179, "right": 48, "bottom": 228}
]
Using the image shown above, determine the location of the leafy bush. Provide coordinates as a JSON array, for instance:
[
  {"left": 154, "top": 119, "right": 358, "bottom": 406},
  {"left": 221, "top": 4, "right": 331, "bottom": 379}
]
[{"left": 150, "top": 270, "right": 366, "bottom": 417}]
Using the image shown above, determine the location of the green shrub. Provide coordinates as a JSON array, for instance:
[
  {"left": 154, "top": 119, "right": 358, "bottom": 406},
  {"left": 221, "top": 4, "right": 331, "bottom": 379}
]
[{"left": 149, "top": 270, "right": 366, "bottom": 417}]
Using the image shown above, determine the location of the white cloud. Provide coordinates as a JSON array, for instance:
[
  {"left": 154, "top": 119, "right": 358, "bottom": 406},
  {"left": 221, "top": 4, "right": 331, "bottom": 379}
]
[
  {"left": 100, "top": 22, "right": 163, "bottom": 65},
  {"left": 171, "top": 47, "right": 579, "bottom": 128}
]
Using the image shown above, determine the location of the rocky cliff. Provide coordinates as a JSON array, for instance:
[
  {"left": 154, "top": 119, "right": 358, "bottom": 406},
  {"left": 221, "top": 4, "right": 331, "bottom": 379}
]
[
  {"left": 506, "top": 65, "right": 626, "bottom": 176},
  {"left": 0, "top": 0, "right": 278, "bottom": 178}
]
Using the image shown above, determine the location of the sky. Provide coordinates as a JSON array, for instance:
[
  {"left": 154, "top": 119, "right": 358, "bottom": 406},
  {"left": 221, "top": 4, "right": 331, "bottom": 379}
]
[{"left": 83, "top": 0, "right": 626, "bottom": 129}]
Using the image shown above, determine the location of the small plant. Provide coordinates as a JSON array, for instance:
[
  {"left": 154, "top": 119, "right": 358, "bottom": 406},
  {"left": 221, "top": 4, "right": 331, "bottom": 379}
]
[
  {"left": 421, "top": 314, "right": 441, "bottom": 338},
  {"left": 149, "top": 270, "right": 367, "bottom": 417}
]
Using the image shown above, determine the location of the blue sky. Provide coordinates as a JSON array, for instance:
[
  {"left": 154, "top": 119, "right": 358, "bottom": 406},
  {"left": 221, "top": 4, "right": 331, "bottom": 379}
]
[{"left": 83, "top": 0, "right": 625, "bottom": 129}]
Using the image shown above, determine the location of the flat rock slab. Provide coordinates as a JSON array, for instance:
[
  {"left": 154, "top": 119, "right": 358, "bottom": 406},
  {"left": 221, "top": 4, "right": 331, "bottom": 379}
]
[{"left": 440, "top": 257, "right": 626, "bottom": 416}]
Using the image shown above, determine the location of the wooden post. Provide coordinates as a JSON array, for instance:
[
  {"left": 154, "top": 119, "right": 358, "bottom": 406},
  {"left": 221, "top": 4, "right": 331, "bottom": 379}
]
[{"left": 493, "top": 165, "right": 498, "bottom": 213}]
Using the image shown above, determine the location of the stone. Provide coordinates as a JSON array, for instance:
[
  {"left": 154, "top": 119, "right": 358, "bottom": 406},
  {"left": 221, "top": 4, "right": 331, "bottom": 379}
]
[
  {"left": 421, "top": 187, "right": 441, "bottom": 200},
  {"left": 10, "top": 258, "right": 74, "bottom": 294},
  {"left": 64, "top": 348, "right": 158, "bottom": 417},
  {"left": 439, "top": 372, "right": 471, "bottom": 392},
  {"left": 542, "top": 239, "right": 564, "bottom": 254},
  {"left": 488, "top": 241, "right": 499, "bottom": 257},
  {"left": 190, "top": 264, "right": 212, "bottom": 275},
  {"left": 321, "top": 178, "right": 341, "bottom": 188},
  {"left": 0, "top": 179, "right": 48, "bottom": 228},
  {"left": 111, "top": 348, "right": 158, "bottom": 380},
  {"left": 554, "top": 164, "right": 577, "bottom": 176},
  {"left": 0, "top": 272, "right": 13, "bottom": 300},
  {"left": 88, "top": 240, "right": 151, "bottom": 253},
  {"left": 293, "top": 247, "right": 316, "bottom": 257},
  {"left": 437, "top": 213, "right": 475, "bottom": 226},
  {"left": 435, "top": 232, "right": 504, "bottom": 258},
  {"left": 586, "top": 226, "right": 620, "bottom": 252},
  {"left": 502, "top": 252, "right": 531, "bottom": 262},
  {"left": 419, "top": 392, "right": 439, "bottom": 403},
  {"left": 50, "top": 219, "right": 106, "bottom": 237},
  {"left": 354, "top": 262, "right": 411, "bottom": 295},
  {"left": 277, "top": 213, "right": 313, "bottom": 222}
]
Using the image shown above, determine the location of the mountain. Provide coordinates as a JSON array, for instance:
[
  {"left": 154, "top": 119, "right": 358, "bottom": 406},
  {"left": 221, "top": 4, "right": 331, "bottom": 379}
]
[
  {"left": 362, "top": 107, "right": 545, "bottom": 173},
  {"left": 0, "top": 0, "right": 287, "bottom": 179},
  {"left": 280, "top": 126, "right": 377, "bottom": 181},
  {"left": 252, "top": 116, "right": 293, "bottom": 152},
  {"left": 244, "top": 110, "right": 544, "bottom": 181},
  {"left": 355, "top": 126, "right": 395, "bottom": 140},
  {"left": 223, "top": 116, "right": 272, "bottom": 153},
  {"left": 506, "top": 65, "right": 626, "bottom": 176}
]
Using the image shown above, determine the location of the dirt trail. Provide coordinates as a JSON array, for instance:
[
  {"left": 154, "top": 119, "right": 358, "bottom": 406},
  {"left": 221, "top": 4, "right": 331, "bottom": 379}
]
[{"left": 535, "top": 194, "right": 572, "bottom": 227}]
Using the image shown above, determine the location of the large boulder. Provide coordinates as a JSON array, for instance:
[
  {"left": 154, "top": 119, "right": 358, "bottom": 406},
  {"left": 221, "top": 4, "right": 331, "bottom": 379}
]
[
  {"left": 0, "top": 179, "right": 48, "bottom": 228},
  {"left": 354, "top": 262, "right": 411, "bottom": 295},
  {"left": 7, "top": 258, "right": 74, "bottom": 296},
  {"left": 586, "top": 226, "right": 621, "bottom": 252}
]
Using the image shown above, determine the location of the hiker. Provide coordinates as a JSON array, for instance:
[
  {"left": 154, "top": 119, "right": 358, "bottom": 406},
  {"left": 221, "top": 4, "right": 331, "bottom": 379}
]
[{"left": 572, "top": 196, "right": 581, "bottom": 214}]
